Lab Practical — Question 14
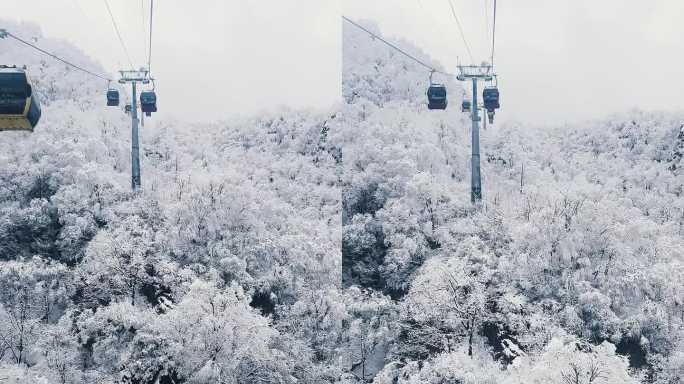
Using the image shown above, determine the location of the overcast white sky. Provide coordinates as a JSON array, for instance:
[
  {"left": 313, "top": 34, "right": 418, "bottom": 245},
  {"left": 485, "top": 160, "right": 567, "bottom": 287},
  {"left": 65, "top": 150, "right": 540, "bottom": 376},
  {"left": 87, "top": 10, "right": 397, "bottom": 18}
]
[
  {"left": 0, "top": 0, "right": 341, "bottom": 122},
  {"left": 345, "top": 0, "right": 684, "bottom": 125},
  {"left": 2, "top": 1, "right": 683, "bottom": 125}
]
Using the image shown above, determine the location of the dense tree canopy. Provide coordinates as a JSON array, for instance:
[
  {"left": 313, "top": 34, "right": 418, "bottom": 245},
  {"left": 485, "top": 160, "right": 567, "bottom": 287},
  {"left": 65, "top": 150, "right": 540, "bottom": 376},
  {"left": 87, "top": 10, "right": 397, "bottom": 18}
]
[
  {"left": 0, "top": 18, "right": 681, "bottom": 384},
  {"left": 340, "top": 20, "right": 683, "bottom": 383}
]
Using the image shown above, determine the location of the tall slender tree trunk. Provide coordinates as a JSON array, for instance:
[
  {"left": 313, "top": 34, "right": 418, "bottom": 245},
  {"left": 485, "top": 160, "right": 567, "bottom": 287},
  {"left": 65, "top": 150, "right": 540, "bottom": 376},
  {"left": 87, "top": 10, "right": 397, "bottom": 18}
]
[{"left": 131, "top": 282, "right": 136, "bottom": 306}]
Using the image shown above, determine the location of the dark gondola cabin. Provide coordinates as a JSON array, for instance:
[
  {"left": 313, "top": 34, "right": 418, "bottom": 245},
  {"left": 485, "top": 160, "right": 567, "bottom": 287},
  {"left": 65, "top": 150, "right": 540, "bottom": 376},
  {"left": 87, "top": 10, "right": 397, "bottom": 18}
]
[
  {"left": 0, "top": 66, "right": 41, "bottom": 132},
  {"left": 483, "top": 87, "right": 500, "bottom": 112},
  {"left": 461, "top": 99, "right": 471, "bottom": 112},
  {"left": 427, "top": 84, "right": 447, "bottom": 110},
  {"left": 140, "top": 91, "right": 157, "bottom": 116},
  {"left": 106, "top": 89, "right": 119, "bottom": 106}
]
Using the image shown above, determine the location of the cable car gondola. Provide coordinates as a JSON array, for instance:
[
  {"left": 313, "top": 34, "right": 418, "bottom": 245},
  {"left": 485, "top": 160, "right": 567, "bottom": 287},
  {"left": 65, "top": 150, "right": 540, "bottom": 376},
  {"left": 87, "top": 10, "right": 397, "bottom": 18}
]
[
  {"left": 427, "top": 84, "right": 447, "bottom": 110},
  {"left": 140, "top": 90, "right": 156, "bottom": 116},
  {"left": 0, "top": 66, "right": 41, "bottom": 132},
  {"left": 461, "top": 99, "right": 471, "bottom": 113},
  {"left": 483, "top": 86, "right": 499, "bottom": 123},
  {"left": 483, "top": 87, "right": 500, "bottom": 112},
  {"left": 426, "top": 70, "right": 447, "bottom": 110},
  {"left": 106, "top": 88, "right": 119, "bottom": 107}
]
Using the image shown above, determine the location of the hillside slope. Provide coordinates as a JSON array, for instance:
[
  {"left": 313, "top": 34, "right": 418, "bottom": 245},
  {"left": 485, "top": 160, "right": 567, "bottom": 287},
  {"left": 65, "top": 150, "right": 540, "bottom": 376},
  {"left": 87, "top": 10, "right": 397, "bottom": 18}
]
[
  {"left": 340, "top": 20, "right": 683, "bottom": 383},
  {"left": 0, "top": 18, "right": 682, "bottom": 384},
  {"left": 0, "top": 20, "right": 344, "bottom": 384}
]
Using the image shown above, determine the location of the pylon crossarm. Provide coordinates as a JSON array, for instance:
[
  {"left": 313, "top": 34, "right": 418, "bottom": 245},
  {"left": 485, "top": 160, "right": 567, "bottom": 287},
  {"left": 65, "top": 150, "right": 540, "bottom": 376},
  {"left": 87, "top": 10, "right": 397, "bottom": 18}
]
[
  {"left": 119, "top": 69, "right": 150, "bottom": 83},
  {"left": 456, "top": 65, "right": 494, "bottom": 81}
]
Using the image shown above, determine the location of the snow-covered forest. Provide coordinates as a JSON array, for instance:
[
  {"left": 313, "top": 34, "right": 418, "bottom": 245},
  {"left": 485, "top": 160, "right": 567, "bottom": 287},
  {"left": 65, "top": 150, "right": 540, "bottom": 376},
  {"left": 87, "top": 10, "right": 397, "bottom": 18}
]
[
  {"left": 0, "top": 20, "right": 344, "bottom": 383},
  {"left": 339, "top": 21, "right": 683, "bottom": 383},
  {"left": 0, "top": 16, "right": 682, "bottom": 384}
]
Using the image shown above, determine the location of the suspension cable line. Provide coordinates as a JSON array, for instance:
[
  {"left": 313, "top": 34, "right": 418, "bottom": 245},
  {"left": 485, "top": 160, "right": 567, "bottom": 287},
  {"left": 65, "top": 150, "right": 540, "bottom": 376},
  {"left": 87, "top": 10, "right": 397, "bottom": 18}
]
[
  {"left": 446, "top": 0, "right": 474, "bottom": 64},
  {"left": 147, "top": 0, "right": 154, "bottom": 73},
  {"left": 491, "top": 0, "right": 497, "bottom": 68},
  {"left": 484, "top": 0, "right": 490, "bottom": 52},
  {"left": 0, "top": 29, "right": 112, "bottom": 81},
  {"left": 141, "top": 0, "right": 147, "bottom": 66},
  {"left": 103, "top": 0, "right": 134, "bottom": 69},
  {"left": 342, "top": 16, "right": 453, "bottom": 77}
]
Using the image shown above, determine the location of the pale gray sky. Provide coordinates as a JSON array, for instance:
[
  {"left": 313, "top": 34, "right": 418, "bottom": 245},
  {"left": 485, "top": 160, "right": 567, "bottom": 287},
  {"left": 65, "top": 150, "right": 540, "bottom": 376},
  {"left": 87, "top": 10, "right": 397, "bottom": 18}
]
[
  {"left": 0, "top": 0, "right": 341, "bottom": 122},
  {"left": 2, "top": 1, "right": 683, "bottom": 125},
  {"left": 345, "top": 0, "right": 684, "bottom": 125}
]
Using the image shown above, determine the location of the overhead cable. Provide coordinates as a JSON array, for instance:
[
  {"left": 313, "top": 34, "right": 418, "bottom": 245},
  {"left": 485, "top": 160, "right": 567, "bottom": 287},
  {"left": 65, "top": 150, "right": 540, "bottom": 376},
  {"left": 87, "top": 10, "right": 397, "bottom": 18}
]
[
  {"left": 1, "top": 29, "right": 112, "bottom": 81},
  {"left": 103, "top": 0, "right": 135, "bottom": 69},
  {"left": 446, "top": 0, "right": 474, "bottom": 63},
  {"left": 342, "top": 16, "right": 453, "bottom": 77}
]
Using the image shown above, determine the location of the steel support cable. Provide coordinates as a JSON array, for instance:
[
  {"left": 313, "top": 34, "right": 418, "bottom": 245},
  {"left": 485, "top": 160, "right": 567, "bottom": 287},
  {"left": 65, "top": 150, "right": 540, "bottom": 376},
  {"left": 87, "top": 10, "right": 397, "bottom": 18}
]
[
  {"left": 342, "top": 16, "right": 453, "bottom": 77},
  {"left": 103, "top": 0, "right": 134, "bottom": 69},
  {"left": 446, "top": 0, "right": 474, "bottom": 64},
  {"left": 141, "top": 0, "right": 147, "bottom": 65},
  {"left": 148, "top": 0, "right": 154, "bottom": 73},
  {"left": 484, "top": 0, "right": 490, "bottom": 51},
  {"left": 491, "top": 0, "right": 497, "bottom": 68},
  {"left": 2, "top": 30, "right": 112, "bottom": 81}
]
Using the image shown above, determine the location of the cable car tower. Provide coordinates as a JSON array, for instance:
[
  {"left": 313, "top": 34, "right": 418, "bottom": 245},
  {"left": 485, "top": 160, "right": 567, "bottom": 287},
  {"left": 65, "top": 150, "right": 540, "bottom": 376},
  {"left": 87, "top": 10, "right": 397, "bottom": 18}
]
[
  {"left": 118, "top": 68, "right": 151, "bottom": 191},
  {"left": 456, "top": 63, "right": 494, "bottom": 203}
]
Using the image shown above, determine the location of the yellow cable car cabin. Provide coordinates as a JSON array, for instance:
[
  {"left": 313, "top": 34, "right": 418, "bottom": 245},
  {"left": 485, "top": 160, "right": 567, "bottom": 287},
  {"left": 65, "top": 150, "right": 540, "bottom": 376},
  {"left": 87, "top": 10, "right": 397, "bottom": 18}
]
[{"left": 0, "top": 66, "right": 41, "bottom": 132}]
